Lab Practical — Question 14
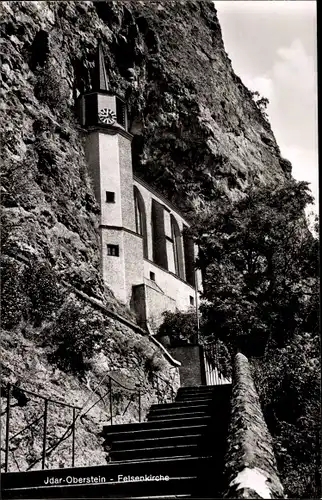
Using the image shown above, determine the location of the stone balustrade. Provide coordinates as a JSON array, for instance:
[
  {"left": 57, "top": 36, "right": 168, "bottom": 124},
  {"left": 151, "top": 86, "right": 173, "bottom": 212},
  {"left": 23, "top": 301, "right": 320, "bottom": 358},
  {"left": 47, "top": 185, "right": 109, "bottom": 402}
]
[{"left": 223, "top": 353, "right": 284, "bottom": 499}]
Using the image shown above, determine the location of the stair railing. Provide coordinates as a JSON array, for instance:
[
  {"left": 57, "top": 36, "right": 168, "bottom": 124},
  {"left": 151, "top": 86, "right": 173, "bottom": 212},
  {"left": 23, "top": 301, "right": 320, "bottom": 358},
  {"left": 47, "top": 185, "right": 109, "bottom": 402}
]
[
  {"left": 203, "top": 343, "right": 232, "bottom": 385},
  {"left": 1, "top": 383, "right": 81, "bottom": 473},
  {"left": 1, "top": 370, "right": 177, "bottom": 472},
  {"left": 152, "top": 371, "right": 176, "bottom": 404},
  {"left": 105, "top": 375, "right": 142, "bottom": 425}
]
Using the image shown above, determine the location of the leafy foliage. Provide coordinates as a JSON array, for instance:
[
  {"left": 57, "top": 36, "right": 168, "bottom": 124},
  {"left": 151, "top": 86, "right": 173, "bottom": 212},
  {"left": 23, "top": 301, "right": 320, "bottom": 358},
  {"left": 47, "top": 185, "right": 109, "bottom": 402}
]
[
  {"left": 190, "top": 180, "right": 317, "bottom": 355},
  {"left": 1, "top": 259, "right": 63, "bottom": 329},
  {"left": 189, "top": 179, "right": 320, "bottom": 497},
  {"left": 34, "top": 62, "right": 70, "bottom": 114},
  {"left": 24, "top": 262, "right": 63, "bottom": 326},
  {"left": 48, "top": 301, "right": 104, "bottom": 375},
  {"left": 1, "top": 259, "right": 29, "bottom": 329},
  {"left": 252, "top": 332, "right": 320, "bottom": 498},
  {"left": 157, "top": 309, "right": 199, "bottom": 346},
  {"left": 251, "top": 90, "right": 270, "bottom": 121}
]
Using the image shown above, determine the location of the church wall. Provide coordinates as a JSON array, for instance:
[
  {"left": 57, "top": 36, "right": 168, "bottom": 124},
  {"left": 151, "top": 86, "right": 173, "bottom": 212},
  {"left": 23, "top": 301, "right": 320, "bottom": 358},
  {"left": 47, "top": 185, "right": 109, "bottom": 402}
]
[
  {"left": 101, "top": 229, "right": 126, "bottom": 303},
  {"left": 132, "top": 177, "right": 190, "bottom": 265},
  {"left": 97, "top": 94, "right": 116, "bottom": 115},
  {"left": 144, "top": 282, "right": 177, "bottom": 330},
  {"left": 143, "top": 260, "right": 196, "bottom": 314},
  {"left": 119, "top": 134, "right": 136, "bottom": 232},
  {"left": 133, "top": 177, "right": 201, "bottom": 302},
  {"left": 98, "top": 132, "right": 122, "bottom": 227},
  {"left": 123, "top": 230, "right": 145, "bottom": 304},
  {"left": 85, "top": 132, "right": 101, "bottom": 204}
]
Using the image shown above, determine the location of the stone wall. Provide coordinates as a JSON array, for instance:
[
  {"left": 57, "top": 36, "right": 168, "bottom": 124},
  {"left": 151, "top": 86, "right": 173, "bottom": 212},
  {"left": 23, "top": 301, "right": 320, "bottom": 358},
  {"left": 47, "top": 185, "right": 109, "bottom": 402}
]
[{"left": 223, "top": 353, "right": 284, "bottom": 499}]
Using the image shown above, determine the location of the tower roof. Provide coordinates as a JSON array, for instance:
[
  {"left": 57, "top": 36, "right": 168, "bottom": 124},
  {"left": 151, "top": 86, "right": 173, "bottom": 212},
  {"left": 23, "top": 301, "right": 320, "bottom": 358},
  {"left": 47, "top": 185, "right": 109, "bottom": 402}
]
[{"left": 92, "top": 42, "right": 110, "bottom": 92}]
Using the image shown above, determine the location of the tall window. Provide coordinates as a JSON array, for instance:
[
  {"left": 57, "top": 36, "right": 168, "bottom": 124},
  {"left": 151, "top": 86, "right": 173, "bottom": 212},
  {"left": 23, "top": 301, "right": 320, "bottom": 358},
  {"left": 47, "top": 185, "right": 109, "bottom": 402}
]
[
  {"left": 135, "top": 194, "right": 143, "bottom": 235},
  {"left": 170, "top": 215, "right": 185, "bottom": 279},
  {"left": 183, "top": 225, "right": 195, "bottom": 287},
  {"left": 133, "top": 187, "right": 148, "bottom": 259},
  {"left": 151, "top": 199, "right": 168, "bottom": 270}
]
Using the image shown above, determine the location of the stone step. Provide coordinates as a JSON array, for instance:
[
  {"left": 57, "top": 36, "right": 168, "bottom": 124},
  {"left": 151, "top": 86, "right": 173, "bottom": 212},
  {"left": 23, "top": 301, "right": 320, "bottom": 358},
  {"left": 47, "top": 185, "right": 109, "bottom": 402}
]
[
  {"left": 2, "top": 456, "right": 214, "bottom": 499},
  {"left": 103, "top": 415, "right": 212, "bottom": 435},
  {"left": 147, "top": 411, "right": 209, "bottom": 421},
  {"left": 109, "top": 444, "right": 200, "bottom": 461},
  {"left": 149, "top": 401, "right": 213, "bottom": 411},
  {"left": 107, "top": 433, "right": 204, "bottom": 451},
  {"left": 177, "top": 384, "right": 231, "bottom": 393},
  {"left": 174, "top": 396, "right": 215, "bottom": 403},
  {"left": 177, "top": 385, "right": 218, "bottom": 392},
  {"left": 103, "top": 423, "right": 209, "bottom": 443},
  {"left": 147, "top": 407, "right": 212, "bottom": 418}
]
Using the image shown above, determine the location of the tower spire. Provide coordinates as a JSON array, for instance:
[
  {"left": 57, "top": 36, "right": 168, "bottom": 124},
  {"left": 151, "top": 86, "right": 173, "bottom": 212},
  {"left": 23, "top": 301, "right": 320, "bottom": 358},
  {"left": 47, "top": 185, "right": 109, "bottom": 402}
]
[{"left": 92, "top": 42, "right": 110, "bottom": 92}]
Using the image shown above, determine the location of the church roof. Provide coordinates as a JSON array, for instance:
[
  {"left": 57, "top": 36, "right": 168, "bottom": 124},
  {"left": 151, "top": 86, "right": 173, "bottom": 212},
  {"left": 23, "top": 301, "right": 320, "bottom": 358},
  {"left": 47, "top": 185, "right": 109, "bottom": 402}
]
[{"left": 92, "top": 42, "right": 110, "bottom": 92}]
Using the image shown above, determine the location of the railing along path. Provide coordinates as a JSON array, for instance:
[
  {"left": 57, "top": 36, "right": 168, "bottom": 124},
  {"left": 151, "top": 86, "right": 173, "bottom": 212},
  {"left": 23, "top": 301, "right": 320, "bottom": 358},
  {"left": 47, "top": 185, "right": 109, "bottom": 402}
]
[{"left": 1, "top": 370, "right": 176, "bottom": 473}]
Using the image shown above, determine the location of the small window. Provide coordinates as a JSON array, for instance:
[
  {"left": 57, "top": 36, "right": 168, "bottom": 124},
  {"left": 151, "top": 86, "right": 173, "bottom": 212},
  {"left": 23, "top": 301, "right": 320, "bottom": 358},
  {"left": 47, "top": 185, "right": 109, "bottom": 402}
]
[
  {"left": 150, "top": 271, "right": 155, "bottom": 281},
  {"left": 106, "top": 191, "right": 115, "bottom": 203},
  {"left": 189, "top": 295, "right": 194, "bottom": 306},
  {"left": 107, "top": 244, "right": 119, "bottom": 257}
]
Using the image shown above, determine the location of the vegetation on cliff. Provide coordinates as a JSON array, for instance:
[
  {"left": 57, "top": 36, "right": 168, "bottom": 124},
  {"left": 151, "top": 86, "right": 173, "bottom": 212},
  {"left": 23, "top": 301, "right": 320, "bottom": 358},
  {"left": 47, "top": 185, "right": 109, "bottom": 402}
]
[
  {"left": 0, "top": 1, "right": 319, "bottom": 495},
  {"left": 158, "top": 179, "right": 319, "bottom": 497},
  {"left": 185, "top": 180, "right": 319, "bottom": 498}
]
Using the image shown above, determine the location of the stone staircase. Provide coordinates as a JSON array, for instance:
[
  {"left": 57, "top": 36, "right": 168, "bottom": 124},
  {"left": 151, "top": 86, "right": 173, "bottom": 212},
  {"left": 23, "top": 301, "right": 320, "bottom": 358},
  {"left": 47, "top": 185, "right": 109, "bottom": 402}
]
[{"left": 2, "top": 384, "right": 231, "bottom": 499}]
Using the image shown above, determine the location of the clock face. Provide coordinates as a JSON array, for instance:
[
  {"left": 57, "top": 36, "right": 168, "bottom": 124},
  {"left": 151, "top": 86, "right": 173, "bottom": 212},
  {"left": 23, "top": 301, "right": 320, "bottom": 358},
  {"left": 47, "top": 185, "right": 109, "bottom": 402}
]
[{"left": 98, "top": 108, "right": 117, "bottom": 125}]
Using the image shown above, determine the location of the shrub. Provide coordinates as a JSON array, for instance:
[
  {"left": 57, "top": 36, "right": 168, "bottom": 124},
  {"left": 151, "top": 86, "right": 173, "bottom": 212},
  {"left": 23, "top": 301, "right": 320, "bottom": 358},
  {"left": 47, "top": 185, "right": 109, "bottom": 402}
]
[
  {"left": 48, "top": 301, "right": 104, "bottom": 376},
  {"left": 157, "top": 309, "right": 199, "bottom": 346},
  {"left": 252, "top": 333, "right": 320, "bottom": 498},
  {"left": 1, "top": 259, "right": 29, "bottom": 329},
  {"left": 34, "top": 62, "right": 70, "bottom": 113},
  {"left": 24, "top": 262, "right": 63, "bottom": 326}
]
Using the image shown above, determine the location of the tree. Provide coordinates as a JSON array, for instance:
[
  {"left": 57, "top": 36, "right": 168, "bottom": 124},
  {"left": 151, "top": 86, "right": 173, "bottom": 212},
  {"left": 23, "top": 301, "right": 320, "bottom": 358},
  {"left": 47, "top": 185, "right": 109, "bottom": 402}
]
[
  {"left": 190, "top": 180, "right": 318, "bottom": 355},
  {"left": 251, "top": 90, "right": 270, "bottom": 121},
  {"left": 189, "top": 179, "right": 320, "bottom": 497}
]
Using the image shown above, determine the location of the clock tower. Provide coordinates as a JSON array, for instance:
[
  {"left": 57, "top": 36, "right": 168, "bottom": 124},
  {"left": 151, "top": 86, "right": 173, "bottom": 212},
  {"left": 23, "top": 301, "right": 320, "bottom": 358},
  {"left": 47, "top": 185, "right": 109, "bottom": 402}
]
[{"left": 79, "top": 43, "right": 144, "bottom": 304}]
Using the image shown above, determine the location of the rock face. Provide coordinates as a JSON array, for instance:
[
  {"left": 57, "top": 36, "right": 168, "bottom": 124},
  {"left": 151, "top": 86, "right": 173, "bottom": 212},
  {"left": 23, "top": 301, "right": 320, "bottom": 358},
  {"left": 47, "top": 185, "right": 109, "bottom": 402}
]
[{"left": 1, "top": 0, "right": 291, "bottom": 472}]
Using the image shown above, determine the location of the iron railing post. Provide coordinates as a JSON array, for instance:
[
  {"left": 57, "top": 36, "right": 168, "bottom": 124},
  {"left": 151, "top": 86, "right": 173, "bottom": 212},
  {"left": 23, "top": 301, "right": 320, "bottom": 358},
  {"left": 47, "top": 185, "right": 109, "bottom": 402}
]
[
  {"left": 5, "top": 383, "right": 12, "bottom": 472},
  {"left": 42, "top": 399, "right": 48, "bottom": 470},
  {"left": 156, "top": 376, "right": 160, "bottom": 404},
  {"left": 71, "top": 407, "right": 76, "bottom": 467},
  {"left": 109, "top": 377, "right": 113, "bottom": 425},
  {"left": 138, "top": 388, "right": 141, "bottom": 422}
]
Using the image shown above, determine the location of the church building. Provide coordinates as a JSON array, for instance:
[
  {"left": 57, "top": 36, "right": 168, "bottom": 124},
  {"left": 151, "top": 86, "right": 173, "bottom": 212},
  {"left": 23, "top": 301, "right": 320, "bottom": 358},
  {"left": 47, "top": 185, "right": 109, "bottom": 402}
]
[{"left": 77, "top": 45, "right": 202, "bottom": 330}]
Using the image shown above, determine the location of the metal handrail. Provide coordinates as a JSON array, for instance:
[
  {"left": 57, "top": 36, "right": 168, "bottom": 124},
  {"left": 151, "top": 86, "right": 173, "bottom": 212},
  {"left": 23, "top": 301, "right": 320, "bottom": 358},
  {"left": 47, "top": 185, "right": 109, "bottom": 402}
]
[
  {"left": 1, "top": 368, "right": 177, "bottom": 472},
  {"left": 1, "top": 383, "right": 82, "bottom": 410},
  {"left": 107, "top": 374, "right": 140, "bottom": 393},
  {"left": 152, "top": 371, "right": 176, "bottom": 403},
  {"left": 2, "top": 383, "right": 80, "bottom": 473},
  {"left": 203, "top": 341, "right": 232, "bottom": 385}
]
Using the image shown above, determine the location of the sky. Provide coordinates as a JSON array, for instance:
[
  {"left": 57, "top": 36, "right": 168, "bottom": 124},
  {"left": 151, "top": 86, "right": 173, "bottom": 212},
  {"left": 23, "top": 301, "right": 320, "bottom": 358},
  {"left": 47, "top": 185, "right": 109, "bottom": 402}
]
[{"left": 214, "top": 1, "right": 318, "bottom": 215}]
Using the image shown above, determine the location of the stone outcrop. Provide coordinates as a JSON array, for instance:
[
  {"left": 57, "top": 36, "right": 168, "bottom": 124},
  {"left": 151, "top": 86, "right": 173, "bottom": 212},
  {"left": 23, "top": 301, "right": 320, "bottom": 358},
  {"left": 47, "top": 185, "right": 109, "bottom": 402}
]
[
  {"left": 1, "top": 0, "right": 292, "bottom": 474},
  {"left": 223, "top": 353, "right": 284, "bottom": 499}
]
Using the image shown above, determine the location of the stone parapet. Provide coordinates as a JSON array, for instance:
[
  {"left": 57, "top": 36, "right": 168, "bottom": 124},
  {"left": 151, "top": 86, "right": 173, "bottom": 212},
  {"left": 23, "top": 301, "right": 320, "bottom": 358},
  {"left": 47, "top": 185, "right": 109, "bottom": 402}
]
[{"left": 223, "top": 353, "right": 284, "bottom": 499}]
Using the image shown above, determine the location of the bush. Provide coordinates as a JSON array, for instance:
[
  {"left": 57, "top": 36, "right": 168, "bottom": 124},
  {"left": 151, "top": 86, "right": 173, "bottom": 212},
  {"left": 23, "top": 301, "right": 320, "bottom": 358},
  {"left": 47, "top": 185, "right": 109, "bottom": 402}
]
[
  {"left": 1, "top": 259, "right": 29, "bottom": 329},
  {"left": 34, "top": 62, "right": 70, "bottom": 113},
  {"left": 157, "top": 309, "right": 199, "bottom": 346},
  {"left": 24, "top": 262, "right": 63, "bottom": 326},
  {"left": 48, "top": 301, "right": 104, "bottom": 376},
  {"left": 252, "top": 333, "right": 320, "bottom": 498}
]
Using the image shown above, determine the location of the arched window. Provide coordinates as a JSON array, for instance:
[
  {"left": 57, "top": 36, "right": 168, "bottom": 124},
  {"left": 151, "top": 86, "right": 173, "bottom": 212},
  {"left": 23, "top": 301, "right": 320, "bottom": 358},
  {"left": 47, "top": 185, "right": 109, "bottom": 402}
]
[
  {"left": 170, "top": 215, "right": 185, "bottom": 279},
  {"left": 183, "top": 225, "right": 196, "bottom": 287},
  {"left": 151, "top": 199, "right": 168, "bottom": 270},
  {"left": 133, "top": 186, "right": 148, "bottom": 259}
]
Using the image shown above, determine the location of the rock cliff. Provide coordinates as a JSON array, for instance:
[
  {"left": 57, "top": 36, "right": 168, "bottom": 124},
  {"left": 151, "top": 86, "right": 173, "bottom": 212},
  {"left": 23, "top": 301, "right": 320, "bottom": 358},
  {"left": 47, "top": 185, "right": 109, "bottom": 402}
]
[{"left": 1, "top": 0, "right": 292, "bottom": 471}]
